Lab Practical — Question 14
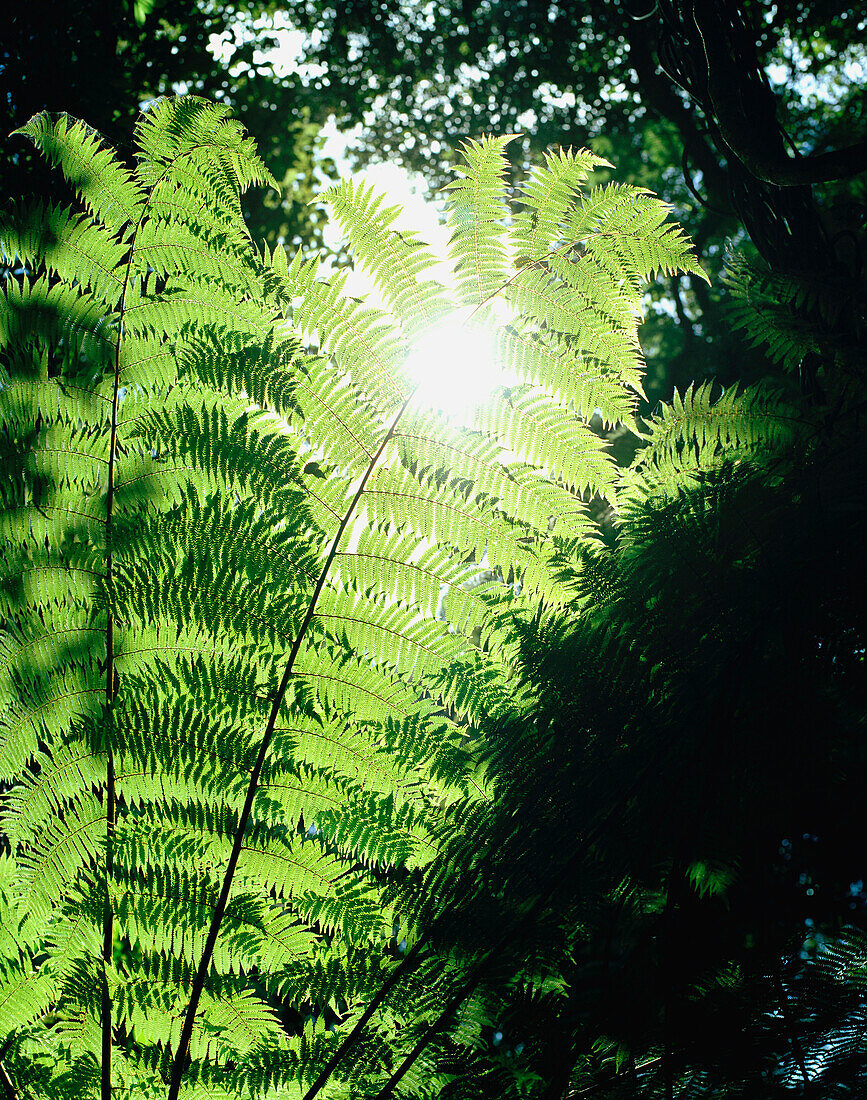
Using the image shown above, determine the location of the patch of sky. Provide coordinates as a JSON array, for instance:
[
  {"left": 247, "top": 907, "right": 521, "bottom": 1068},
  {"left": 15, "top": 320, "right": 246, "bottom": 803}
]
[
  {"left": 208, "top": 13, "right": 327, "bottom": 84},
  {"left": 765, "top": 35, "right": 866, "bottom": 123}
]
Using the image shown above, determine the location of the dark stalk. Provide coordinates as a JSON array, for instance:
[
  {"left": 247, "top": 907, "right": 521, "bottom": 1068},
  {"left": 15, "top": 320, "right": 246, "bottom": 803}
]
[
  {"left": 167, "top": 390, "right": 416, "bottom": 1100},
  {"left": 100, "top": 676, "right": 116, "bottom": 1100},
  {"left": 372, "top": 947, "right": 507, "bottom": 1099},
  {"left": 310, "top": 719, "right": 664, "bottom": 1099},
  {"left": 98, "top": 137, "right": 215, "bottom": 1096},
  {"left": 100, "top": 152, "right": 166, "bottom": 1094},
  {"left": 100, "top": 220, "right": 131, "bottom": 1100},
  {"left": 0, "top": 1064, "right": 16, "bottom": 1100},
  {"left": 300, "top": 934, "right": 429, "bottom": 1100},
  {"left": 371, "top": 855, "right": 579, "bottom": 1099}
]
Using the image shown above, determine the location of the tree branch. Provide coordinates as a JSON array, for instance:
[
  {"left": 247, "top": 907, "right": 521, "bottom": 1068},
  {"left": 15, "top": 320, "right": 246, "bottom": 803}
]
[
  {"left": 693, "top": 0, "right": 867, "bottom": 186},
  {"left": 625, "top": 22, "right": 734, "bottom": 214}
]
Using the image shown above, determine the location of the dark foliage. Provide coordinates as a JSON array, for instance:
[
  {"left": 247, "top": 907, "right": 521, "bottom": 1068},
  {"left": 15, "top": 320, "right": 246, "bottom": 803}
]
[{"left": 1, "top": 0, "right": 335, "bottom": 250}]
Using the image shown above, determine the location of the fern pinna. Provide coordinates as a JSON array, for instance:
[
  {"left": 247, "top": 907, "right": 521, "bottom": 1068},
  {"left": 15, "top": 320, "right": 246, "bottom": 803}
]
[{"left": 0, "top": 99, "right": 703, "bottom": 1098}]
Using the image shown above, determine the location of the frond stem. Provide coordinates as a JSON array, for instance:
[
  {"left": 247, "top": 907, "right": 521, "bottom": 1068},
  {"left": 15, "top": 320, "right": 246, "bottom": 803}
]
[
  {"left": 99, "top": 679, "right": 116, "bottom": 1100},
  {"left": 100, "top": 218, "right": 133, "bottom": 1100},
  {"left": 101, "top": 144, "right": 191, "bottom": 1099},
  {"left": 300, "top": 935, "right": 430, "bottom": 1100},
  {"left": 167, "top": 388, "right": 417, "bottom": 1100},
  {"left": 466, "top": 236, "right": 580, "bottom": 320},
  {"left": 0, "top": 1038, "right": 17, "bottom": 1100}
]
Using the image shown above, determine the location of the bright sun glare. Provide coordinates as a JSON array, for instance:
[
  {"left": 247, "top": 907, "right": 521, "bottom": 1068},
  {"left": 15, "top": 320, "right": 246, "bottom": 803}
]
[{"left": 405, "top": 318, "right": 504, "bottom": 422}]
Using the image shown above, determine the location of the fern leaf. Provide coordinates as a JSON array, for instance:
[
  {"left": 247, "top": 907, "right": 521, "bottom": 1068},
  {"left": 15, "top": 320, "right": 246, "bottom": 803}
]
[
  {"left": 444, "top": 134, "right": 515, "bottom": 307},
  {"left": 13, "top": 113, "right": 145, "bottom": 228},
  {"left": 513, "top": 146, "right": 611, "bottom": 262},
  {"left": 0, "top": 96, "right": 708, "bottom": 1097},
  {"left": 321, "top": 178, "right": 453, "bottom": 338}
]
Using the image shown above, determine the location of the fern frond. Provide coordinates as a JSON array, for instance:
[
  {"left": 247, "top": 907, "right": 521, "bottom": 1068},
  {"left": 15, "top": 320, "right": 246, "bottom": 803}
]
[
  {"left": 320, "top": 178, "right": 453, "bottom": 338},
  {"left": 289, "top": 353, "right": 384, "bottom": 471},
  {"left": 444, "top": 134, "right": 515, "bottom": 307},
  {"left": 513, "top": 146, "right": 611, "bottom": 263},
  {"left": 0, "top": 275, "right": 116, "bottom": 379},
  {"left": 473, "top": 387, "right": 618, "bottom": 501},
  {"left": 334, "top": 525, "right": 494, "bottom": 634},
  {"left": 16, "top": 795, "right": 105, "bottom": 922},
  {"left": 176, "top": 328, "right": 303, "bottom": 422},
  {"left": 568, "top": 182, "right": 708, "bottom": 285},
  {"left": 134, "top": 97, "right": 274, "bottom": 232},
  {"left": 1, "top": 202, "right": 127, "bottom": 305},
  {"left": 1, "top": 98, "right": 708, "bottom": 1098},
  {"left": 127, "top": 399, "right": 307, "bottom": 519},
  {"left": 285, "top": 254, "right": 409, "bottom": 414},
  {"left": 13, "top": 113, "right": 144, "bottom": 228},
  {"left": 131, "top": 220, "right": 263, "bottom": 298},
  {"left": 0, "top": 968, "right": 56, "bottom": 1035},
  {"left": 363, "top": 464, "right": 557, "bottom": 603},
  {"left": 2, "top": 736, "right": 106, "bottom": 846},
  {"left": 634, "top": 380, "right": 808, "bottom": 484},
  {"left": 723, "top": 249, "right": 862, "bottom": 377}
]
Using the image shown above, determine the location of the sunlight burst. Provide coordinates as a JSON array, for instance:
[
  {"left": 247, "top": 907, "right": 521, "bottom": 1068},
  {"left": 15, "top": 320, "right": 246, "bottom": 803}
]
[{"left": 405, "top": 318, "right": 504, "bottom": 422}]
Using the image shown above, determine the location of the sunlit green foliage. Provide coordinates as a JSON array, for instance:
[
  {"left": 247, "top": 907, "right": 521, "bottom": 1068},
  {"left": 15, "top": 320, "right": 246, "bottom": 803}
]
[{"left": 0, "top": 96, "right": 708, "bottom": 1098}]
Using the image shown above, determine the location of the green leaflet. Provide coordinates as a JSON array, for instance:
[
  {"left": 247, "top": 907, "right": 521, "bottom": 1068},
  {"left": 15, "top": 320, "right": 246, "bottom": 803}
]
[
  {"left": 626, "top": 379, "right": 809, "bottom": 500},
  {"left": 0, "top": 98, "right": 704, "bottom": 1097},
  {"left": 445, "top": 135, "right": 515, "bottom": 307}
]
